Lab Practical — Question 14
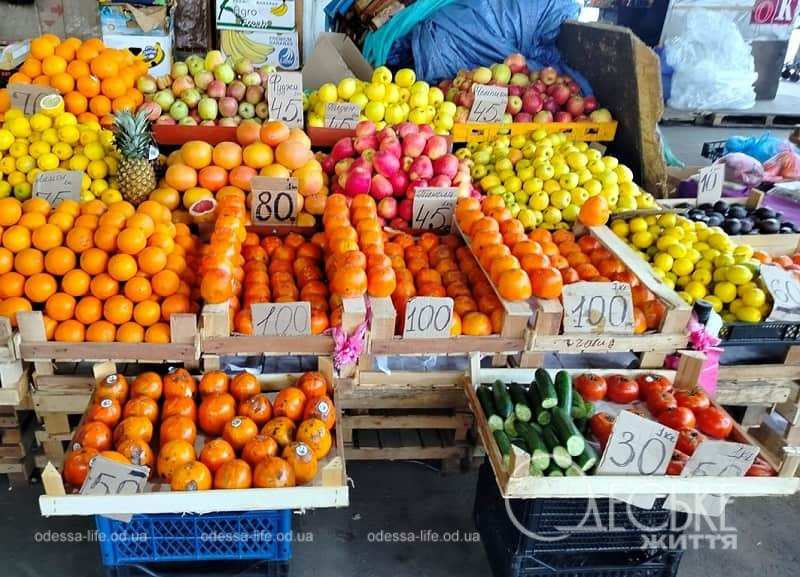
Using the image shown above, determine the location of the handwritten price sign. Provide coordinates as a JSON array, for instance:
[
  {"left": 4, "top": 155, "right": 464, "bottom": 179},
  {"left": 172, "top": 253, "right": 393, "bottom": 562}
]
[
  {"left": 33, "top": 170, "right": 82, "bottom": 206},
  {"left": 324, "top": 102, "right": 360, "bottom": 129},
  {"left": 267, "top": 72, "right": 303, "bottom": 128},
  {"left": 681, "top": 440, "right": 759, "bottom": 478},
  {"left": 402, "top": 297, "right": 453, "bottom": 338},
  {"left": 597, "top": 410, "right": 678, "bottom": 476},
  {"left": 250, "top": 176, "right": 299, "bottom": 225},
  {"left": 411, "top": 187, "right": 457, "bottom": 232},
  {"left": 562, "top": 281, "right": 635, "bottom": 334},
  {"left": 695, "top": 163, "right": 725, "bottom": 205},
  {"left": 80, "top": 455, "right": 149, "bottom": 495},
  {"left": 8, "top": 83, "right": 57, "bottom": 115},
  {"left": 468, "top": 85, "right": 508, "bottom": 123},
  {"left": 760, "top": 264, "right": 800, "bottom": 322},
  {"left": 251, "top": 302, "right": 311, "bottom": 337}
]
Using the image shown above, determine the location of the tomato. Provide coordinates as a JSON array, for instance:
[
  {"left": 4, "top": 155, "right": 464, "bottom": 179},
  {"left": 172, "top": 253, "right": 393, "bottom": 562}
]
[
  {"left": 676, "top": 428, "right": 705, "bottom": 456},
  {"left": 694, "top": 406, "right": 733, "bottom": 439},
  {"left": 746, "top": 463, "right": 775, "bottom": 477},
  {"left": 674, "top": 388, "right": 710, "bottom": 411},
  {"left": 574, "top": 373, "right": 607, "bottom": 402},
  {"left": 636, "top": 373, "right": 672, "bottom": 400},
  {"left": 646, "top": 390, "right": 677, "bottom": 416},
  {"left": 667, "top": 450, "right": 689, "bottom": 476},
  {"left": 589, "top": 413, "right": 615, "bottom": 447},
  {"left": 605, "top": 375, "right": 639, "bottom": 404},
  {"left": 657, "top": 406, "right": 696, "bottom": 431}
]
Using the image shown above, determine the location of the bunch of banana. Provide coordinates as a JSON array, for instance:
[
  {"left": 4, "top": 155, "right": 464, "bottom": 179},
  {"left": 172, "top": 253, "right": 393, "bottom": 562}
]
[
  {"left": 220, "top": 31, "right": 275, "bottom": 64},
  {"left": 271, "top": 1, "right": 289, "bottom": 16}
]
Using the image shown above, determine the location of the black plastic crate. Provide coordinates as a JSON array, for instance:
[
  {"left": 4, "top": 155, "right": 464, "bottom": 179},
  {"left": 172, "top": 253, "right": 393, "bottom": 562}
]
[
  {"left": 718, "top": 321, "right": 800, "bottom": 344},
  {"left": 102, "top": 560, "right": 289, "bottom": 577},
  {"left": 474, "top": 463, "right": 685, "bottom": 577}
]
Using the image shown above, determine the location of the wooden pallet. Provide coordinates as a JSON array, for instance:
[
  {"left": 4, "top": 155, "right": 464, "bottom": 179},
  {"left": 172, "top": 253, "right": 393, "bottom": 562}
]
[
  {"left": 0, "top": 406, "right": 34, "bottom": 487},
  {"left": 338, "top": 371, "right": 473, "bottom": 470}
]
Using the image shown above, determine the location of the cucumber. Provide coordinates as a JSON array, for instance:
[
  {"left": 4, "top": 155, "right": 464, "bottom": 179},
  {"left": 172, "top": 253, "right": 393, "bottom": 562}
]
[
  {"left": 477, "top": 386, "right": 504, "bottom": 431},
  {"left": 565, "top": 464, "right": 584, "bottom": 476},
  {"left": 516, "top": 421, "right": 550, "bottom": 471},
  {"left": 555, "top": 371, "right": 572, "bottom": 411},
  {"left": 503, "top": 415, "right": 518, "bottom": 438},
  {"left": 529, "top": 464, "right": 545, "bottom": 477},
  {"left": 508, "top": 383, "right": 532, "bottom": 422},
  {"left": 542, "top": 427, "right": 572, "bottom": 469},
  {"left": 534, "top": 369, "right": 557, "bottom": 409},
  {"left": 526, "top": 386, "right": 551, "bottom": 425},
  {"left": 583, "top": 399, "right": 595, "bottom": 419},
  {"left": 537, "top": 408, "right": 552, "bottom": 427},
  {"left": 545, "top": 463, "right": 564, "bottom": 477},
  {"left": 492, "top": 381, "right": 513, "bottom": 419},
  {"left": 493, "top": 430, "right": 512, "bottom": 469},
  {"left": 571, "top": 390, "right": 586, "bottom": 419},
  {"left": 575, "top": 443, "right": 599, "bottom": 472},
  {"left": 552, "top": 408, "right": 586, "bottom": 457}
]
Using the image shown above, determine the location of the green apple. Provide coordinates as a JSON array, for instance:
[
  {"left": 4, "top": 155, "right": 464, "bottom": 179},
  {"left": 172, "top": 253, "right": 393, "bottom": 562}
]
[
  {"left": 518, "top": 208, "right": 536, "bottom": 229},
  {"left": 372, "top": 66, "right": 393, "bottom": 84},
  {"left": 395, "top": 68, "right": 416, "bottom": 88}
]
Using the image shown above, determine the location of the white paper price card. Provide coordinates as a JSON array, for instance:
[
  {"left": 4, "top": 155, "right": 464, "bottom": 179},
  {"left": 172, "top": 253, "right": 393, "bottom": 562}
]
[
  {"left": 80, "top": 455, "right": 149, "bottom": 495},
  {"left": 251, "top": 301, "right": 311, "bottom": 337},
  {"left": 402, "top": 297, "right": 454, "bottom": 338},
  {"left": 695, "top": 163, "right": 725, "bottom": 204},
  {"left": 324, "top": 102, "right": 360, "bottom": 129},
  {"left": 251, "top": 176, "right": 299, "bottom": 225},
  {"left": 562, "top": 281, "right": 635, "bottom": 334},
  {"left": 681, "top": 440, "right": 759, "bottom": 478},
  {"left": 412, "top": 187, "right": 458, "bottom": 232},
  {"left": 33, "top": 170, "right": 82, "bottom": 206},
  {"left": 760, "top": 263, "right": 800, "bottom": 322},
  {"left": 468, "top": 85, "right": 508, "bottom": 123},
  {"left": 8, "top": 83, "right": 57, "bottom": 115},
  {"left": 267, "top": 72, "right": 303, "bottom": 128},
  {"left": 597, "top": 410, "right": 678, "bottom": 476}
]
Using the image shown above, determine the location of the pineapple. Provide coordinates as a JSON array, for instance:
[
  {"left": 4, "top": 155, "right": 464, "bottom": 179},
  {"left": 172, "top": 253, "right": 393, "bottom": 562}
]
[{"left": 113, "top": 109, "right": 156, "bottom": 205}]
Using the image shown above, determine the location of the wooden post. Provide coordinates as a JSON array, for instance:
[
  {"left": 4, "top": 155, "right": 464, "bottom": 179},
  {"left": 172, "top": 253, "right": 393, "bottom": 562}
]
[
  {"left": 17, "top": 311, "right": 52, "bottom": 376},
  {"left": 675, "top": 350, "right": 705, "bottom": 390}
]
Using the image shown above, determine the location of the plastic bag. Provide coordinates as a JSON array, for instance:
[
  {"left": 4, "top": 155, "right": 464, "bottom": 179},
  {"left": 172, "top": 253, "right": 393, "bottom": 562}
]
[
  {"left": 724, "top": 133, "right": 792, "bottom": 162},
  {"left": 720, "top": 153, "right": 764, "bottom": 187},
  {"left": 764, "top": 150, "right": 800, "bottom": 181},
  {"left": 664, "top": 10, "right": 757, "bottom": 110}
]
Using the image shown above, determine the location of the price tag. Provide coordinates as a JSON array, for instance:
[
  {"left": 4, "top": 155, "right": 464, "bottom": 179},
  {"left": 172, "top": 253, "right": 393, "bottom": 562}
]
[
  {"left": 562, "top": 281, "right": 635, "bottom": 334},
  {"left": 80, "top": 455, "right": 149, "bottom": 495},
  {"left": 8, "top": 83, "right": 57, "bottom": 115},
  {"left": 468, "top": 85, "right": 508, "bottom": 123},
  {"left": 597, "top": 410, "right": 678, "bottom": 476},
  {"left": 324, "top": 103, "right": 360, "bottom": 129},
  {"left": 589, "top": 142, "right": 607, "bottom": 154},
  {"left": 267, "top": 72, "right": 303, "bottom": 128},
  {"left": 33, "top": 170, "right": 82, "bottom": 206},
  {"left": 251, "top": 302, "right": 311, "bottom": 337},
  {"left": 682, "top": 440, "right": 759, "bottom": 478},
  {"left": 250, "top": 176, "right": 299, "bottom": 225},
  {"left": 695, "top": 163, "right": 725, "bottom": 204},
  {"left": 411, "top": 187, "right": 458, "bottom": 232},
  {"left": 402, "top": 297, "right": 453, "bottom": 338},
  {"left": 760, "top": 264, "right": 800, "bottom": 322}
]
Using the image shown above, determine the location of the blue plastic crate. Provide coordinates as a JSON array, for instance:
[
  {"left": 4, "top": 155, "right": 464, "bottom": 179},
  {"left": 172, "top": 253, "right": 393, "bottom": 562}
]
[{"left": 96, "top": 510, "right": 292, "bottom": 566}]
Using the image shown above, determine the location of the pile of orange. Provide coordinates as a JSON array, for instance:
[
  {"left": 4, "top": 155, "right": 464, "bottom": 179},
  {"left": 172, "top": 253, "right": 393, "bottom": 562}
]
[
  {"left": 198, "top": 188, "right": 246, "bottom": 307},
  {"left": 154, "top": 121, "right": 326, "bottom": 226},
  {"left": 384, "top": 231, "right": 500, "bottom": 337},
  {"left": 0, "top": 196, "right": 200, "bottom": 343},
  {"left": 62, "top": 369, "right": 336, "bottom": 491},
  {"left": 5, "top": 34, "right": 148, "bottom": 126}
]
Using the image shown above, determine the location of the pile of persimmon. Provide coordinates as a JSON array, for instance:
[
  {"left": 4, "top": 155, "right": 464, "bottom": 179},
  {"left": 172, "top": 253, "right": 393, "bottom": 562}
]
[
  {"left": 0, "top": 196, "right": 199, "bottom": 343},
  {"left": 322, "top": 193, "right": 397, "bottom": 301},
  {"left": 62, "top": 369, "right": 337, "bottom": 491},
  {"left": 385, "top": 231, "right": 501, "bottom": 337},
  {"left": 232, "top": 231, "right": 333, "bottom": 335},
  {"left": 198, "top": 189, "right": 247, "bottom": 308}
]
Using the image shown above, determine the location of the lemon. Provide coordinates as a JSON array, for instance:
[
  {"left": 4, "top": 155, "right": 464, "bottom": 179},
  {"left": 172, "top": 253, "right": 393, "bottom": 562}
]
[
  {"left": 90, "top": 178, "right": 108, "bottom": 195},
  {"left": 0, "top": 128, "right": 14, "bottom": 151},
  {"left": 739, "top": 287, "right": 766, "bottom": 308},
  {"left": 8, "top": 117, "right": 31, "bottom": 138},
  {"left": 99, "top": 130, "right": 115, "bottom": 149},
  {"left": 84, "top": 141, "right": 105, "bottom": 161},
  {"left": 663, "top": 277, "right": 676, "bottom": 289},
  {"left": 713, "top": 254, "right": 735, "bottom": 268},
  {"left": 632, "top": 231, "right": 653, "bottom": 249},
  {"left": 57, "top": 125, "right": 80, "bottom": 145},
  {"left": 726, "top": 264, "right": 753, "bottom": 285},
  {"left": 611, "top": 219, "right": 629, "bottom": 237},
  {"left": 0, "top": 157, "right": 15, "bottom": 174},
  {"left": 39, "top": 94, "right": 64, "bottom": 117},
  {"left": 3, "top": 109, "right": 23, "bottom": 122},
  {"left": 7, "top": 171, "right": 25, "bottom": 186},
  {"left": 686, "top": 248, "right": 702, "bottom": 264},
  {"left": 667, "top": 244, "right": 687, "bottom": 259},
  {"left": 737, "top": 282, "right": 757, "bottom": 297},
  {"left": 733, "top": 245, "right": 754, "bottom": 260},
  {"left": 80, "top": 190, "right": 95, "bottom": 203},
  {"left": 68, "top": 154, "right": 89, "bottom": 172},
  {"left": 54, "top": 112, "right": 78, "bottom": 128},
  {"left": 87, "top": 159, "right": 108, "bottom": 179},
  {"left": 566, "top": 151, "right": 588, "bottom": 170},
  {"left": 707, "top": 232, "right": 731, "bottom": 251},
  {"left": 26, "top": 168, "right": 40, "bottom": 184},
  {"left": 101, "top": 189, "right": 123, "bottom": 204},
  {"left": 52, "top": 142, "right": 73, "bottom": 161},
  {"left": 656, "top": 235, "right": 678, "bottom": 251},
  {"left": 15, "top": 155, "right": 35, "bottom": 173},
  {"left": 703, "top": 295, "right": 723, "bottom": 313},
  {"left": 81, "top": 173, "right": 91, "bottom": 190},
  {"left": 691, "top": 269, "right": 712, "bottom": 285},
  {"left": 671, "top": 257, "right": 694, "bottom": 277},
  {"left": 37, "top": 152, "right": 60, "bottom": 171},
  {"left": 736, "top": 306, "right": 762, "bottom": 323},
  {"left": 685, "top": 281, "right": 708, "bottom": 300},
  {"left": 79, "top": 129, "right": 99, "bottom": 146},
  {"left": 28, "top": 141, "right": 50, "bottom": 159},
  {"left": 629, "top": 217, "right": 648, "bottom": 234},
  {"left": 654, "top": 252, "right": 674, "bottom": 272},
  {"left": 678, "top": 291, "right": 694, "bottom": 305},
  {"left": 29, "top": 113, "right": 52, "bottom": 132},
  {"left": 676, "top": 275, "right": 690, "bottom": 288},
  {"left": 712, "top": 267, "right": 729, "bottom": 282},
  {"left": 714, "top": 281, "right": 737, "bottom": 303},
  {"left": 562, "top": 204, "right": 580, "bottom": 222}
]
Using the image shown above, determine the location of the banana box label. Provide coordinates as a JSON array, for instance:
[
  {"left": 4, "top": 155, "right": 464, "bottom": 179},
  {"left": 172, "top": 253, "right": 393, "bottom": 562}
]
[
  {"left": 216, "top": 0, "right": 295, "bottom": 31},
  {"left": 220, "top": 30, "right": 299, "bottom": 70},
  {"left": 103, "top": 32, "right": 173, "bottom": 77}
]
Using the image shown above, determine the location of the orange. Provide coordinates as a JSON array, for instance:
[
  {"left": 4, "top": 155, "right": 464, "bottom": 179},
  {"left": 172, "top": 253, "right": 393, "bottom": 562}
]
[
  {"left": 181, "top": 141, "right": 213, "bottom": 170},
  {"left": 20, "top": 58, "right": 42, "bottom": 79},
  {"left": 136, "top": 246, "right": 166, "bottom": 275},
  {"left": 50, "top": 72, "right": 75, "bottom": 94},
  {"left": 24, "top": 273, "right": 57, "bottom": 303},
  {"left": 124, "top": 214, "right": 154, "bottom": 235},
  {"left": 164, "top": 165, "right": 198, "bottom": 191},
  {"left": 75, "top": 296, "right": 103, "bottom": 324},
  {"left": 108, "top": 253, "right": 137, "bottom": 282},
  {"left": 89, "top": 95, "right": 111, "bottom": 117},
  {"left": 61, "top": 269, "right": 90, "bottom": 297},
  {"left": 116, "top": 321, "right": 144, "bottom": 343},
  {"left": 45, "top": 292, "right": 76, "bottom": 322},
  {"left": 65, "top": 227, "right": 94, "bottom": 253},
  {"left": 160, "top": 294, "right": 190, "bottom": 321},
  {"left": 7, "top": 72, "right": 31, "bottom": 85},
  {"left": 0, "top": 199, "right": 22, "bottom": 227},
  {"left": 124, "top": 277, "right": 152, "bottom": 303},
  {"left": 3, "top": 226, "right": 31, "bottom": 253},
  {"left": 86, "top": 320, "right": 116, "bottom": 342},
  {"left": 22, "top": 197, "right": 49, "bottom": 216},
  {"left": 100, "top": 77, "right": 126, "bottom": 99},
  {"left": 275, "top": 140, "right": 311, "bottom": 170},
  {"left": 117, "top": 228, "right": 146, "bottom": 255},
  {"left": 76, "top": 43, "right": 101, "bottom": 63},
  {"left": 212, "top": 142, "right": 243, "bottom": 170},
  {"left": 42, "top": 55, "right": 67, "bottom": 76},
  {"left": 54, "top": 42, "right": 76, "bottom": 61},
  {"left": 30, "top": 38, "right": 55, "bottom": 60},
  {"left": 93, "top": 226, "right": 120, "bottom": 252},
  {"left": 31, "top": 224, "right": 63, "bottom": 251},
  {"left": 133, "top": 299, "right": 160, "bottom": 326},
  {"left": 145, "top": 322, "right": 171, "bottom": 343},
  {"left": 18, "top": 212, "right": 47, "bottom": 230},
  {"left": 64, "top": 91, "right": 88, "bottom": 115},
  {"left": 152, "top": 269, "right": 180, "bottom": 297},
  {"left": 48, "top": 211, "right": 74, "bottom": 233},
  {"left": 103, "top": 294, "right": 133, "bottom": 325},
  {"left": 80, "top": 247, "right": 108, "bottom": 275},
  {"left": 0, "top": 272, "right": 25, "bottom": 298},
  {"left": 53, "top": 319, "right": 84, "bottom": 342},
  {"left": 91, "top": 54, "right": 119, "bottom": 79},
  {"left": 111, "top": 95, "right": 136, "bottom": 113},
  {"left": 67, "top": 59, "right": 90, "bottom": 79},
  {"left": 242, "top": 143, "right": 274, "bottom": 169},
  {"left": 14, "top": 248, "right": 44, "bottom": 276},
  {"left": 259, "top": 121, "right": 290, "bottom": 147},
  {"left": 0, "top": 248, "right": 13, "bottom": 274},
  {"left": 90, "top": 273, "right": 119, "bottom": 300},
  {"left": 74, "top": 214, "right": 99, "bottom": 230},
  {"left": 80, "top": 199, "right": 107, "bottom": 217}
]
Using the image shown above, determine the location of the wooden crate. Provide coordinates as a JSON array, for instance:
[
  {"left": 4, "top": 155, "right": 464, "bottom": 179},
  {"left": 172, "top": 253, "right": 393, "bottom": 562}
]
[
  {"left": 0, "top": 406, "right": 34, "bottom": 487},
  {"left": 338, "top": 370, "right": 473, "bottom": 470},
  {"left": 0, "top": 317, "right": 20, "bottom": 364},
  {"left": 451, "top": 120, "right": 618, "bottom": 144}
]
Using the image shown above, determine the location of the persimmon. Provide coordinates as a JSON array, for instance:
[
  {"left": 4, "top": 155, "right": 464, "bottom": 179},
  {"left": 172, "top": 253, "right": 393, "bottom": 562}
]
[
  {"left": 230, "top": 372, "right": 259, "bottom": 402},
  {"left": 242, "top": 435, "right": 279, "bottom": 467},
  {"left": 253, "top": 457, "right": 296, "bottom": 488},
  {"left": 213, "top": 459, "right": 252, "bottom": 489},
  {"left": 86, "top": 398, "right": 122, "bottom": 428},
  {"left": 222, "top": 416, "right": 259, "bottom": 451},
  {"left": 159, "top": 415, "right": 197, "bottom": 447},
  {"left": 113, "top": 416, "right": 154, "bottom": 444},
  {"left": 163, "top": 367, "right": 196, "bottom": 399},
  {"left": 63, "top": 448, "right": 99, "bottom": 486},
  {"left": 116, "top": 437, "right": 154, "bottom": 468},
  {"left": 171, "top": 461, "right": 212, "bottom": 491},
  {"left": 123, "top": 396, "right": 159, "bottom": 424},
  {"left": 95, "top": 373, "right": 129, "bottom": 402},
  {"left": 199, "top": 370, "right": 229, "bottom": 396},
  {"left": 157, "top": 440, "right": 196, "bottom": 482},
  {"left": 261, "top": 417, "right": 296, "bottom": 447},
  {"left": 75, "top": 421, "right": 113, "bottom": 451},
  {"left": 162, "top": 397, "right": 197, "bottom": 422},
  {"left": 282, "top": 442, "right": 318, "bottom": 485},
  {"left": 296, "top": 418, "right": 332, "bottom": 460},
  {"left": 200, "top": 439, "right": 236, "bottom": 474},
  {"left": 198, "top": 393, "right": 236, "bottom": 436}
]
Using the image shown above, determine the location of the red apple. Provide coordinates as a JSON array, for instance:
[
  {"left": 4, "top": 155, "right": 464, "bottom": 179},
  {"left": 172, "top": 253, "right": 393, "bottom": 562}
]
[
  {"left": 554, "top": 111, "right": 573, "bottom": 123},
  {"left": 565, "top": 95, "right": 585, "bottom": 117}
]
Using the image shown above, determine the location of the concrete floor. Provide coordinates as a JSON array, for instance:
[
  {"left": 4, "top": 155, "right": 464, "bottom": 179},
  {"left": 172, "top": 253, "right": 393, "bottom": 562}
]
[{"left": 2, "top": 460, "right": 799, "bottom": 577}]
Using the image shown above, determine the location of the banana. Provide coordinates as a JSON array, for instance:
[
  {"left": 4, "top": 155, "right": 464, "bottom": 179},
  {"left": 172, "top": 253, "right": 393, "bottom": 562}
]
[
  {"left": 152, "top": 42, "right": 165, "bottom": 66},
  {"left": 221, "top": 31, "right": 275, "bottom": 64},
  {"left": 271, "top": 1, "right": 288, "bottom": 16}
]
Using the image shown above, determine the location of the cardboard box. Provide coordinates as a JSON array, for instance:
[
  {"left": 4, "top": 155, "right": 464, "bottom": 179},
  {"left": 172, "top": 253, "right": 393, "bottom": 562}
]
[
  {"left": 0, "top": 41, "right": 29, "bottom": 71},
  {"left": 215, "top": 0, "right": 297, "bottom": 31},
  {"left": 219, "top": 30, "right": 300, "bottom": 70},
  {"left": 103, "top": 6, "right": 174, "bottom": 77},
  {"left": 302, "top": 33, "right": 373, "bottom": 90}
]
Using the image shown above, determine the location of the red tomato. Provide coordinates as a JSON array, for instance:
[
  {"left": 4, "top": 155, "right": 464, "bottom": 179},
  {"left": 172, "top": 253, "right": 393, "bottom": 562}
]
[
  {"left": 676, "top": 428, "right": 705, "bottom": 456},
  {"left": 574, "top": 373, "right": 607, "bottom": 402},
  {"left": 667, "top": 450, "right": 689, "bottom": 476},
  {"left": 746, "top": 463, "right": 775, "bottom": 477},
  {"left": 606, "top": 375, "right": 639, "bottom": 404},
  {"left": 694, "top": 406, "right": 733, "bottom": 439},
  {"left": 589, "top": 413, "right": 615, "bottom": 447},
  {"left": 657, "top": 406, "right": 696, "bottom": 431},
  {"left": 646, "top": 390, "right": 677, "bottom": 416},
  {"left": 636, "top": 373, "right": 672, "bottom": 400},
  {"left": 674, "top": 388, "right": 710, "bottom": 411}
]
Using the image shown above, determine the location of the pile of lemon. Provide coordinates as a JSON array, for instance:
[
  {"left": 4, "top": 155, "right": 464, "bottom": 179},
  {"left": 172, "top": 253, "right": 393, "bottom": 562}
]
[
  {"left": 612, "top": 212, "right": 769, "bottom": 323},
  {"left": 0, "top": 104, "right": 120, "bottom": 204},
  {"left": 462, "top": 131, "right": 658, "bottom": 231}
]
